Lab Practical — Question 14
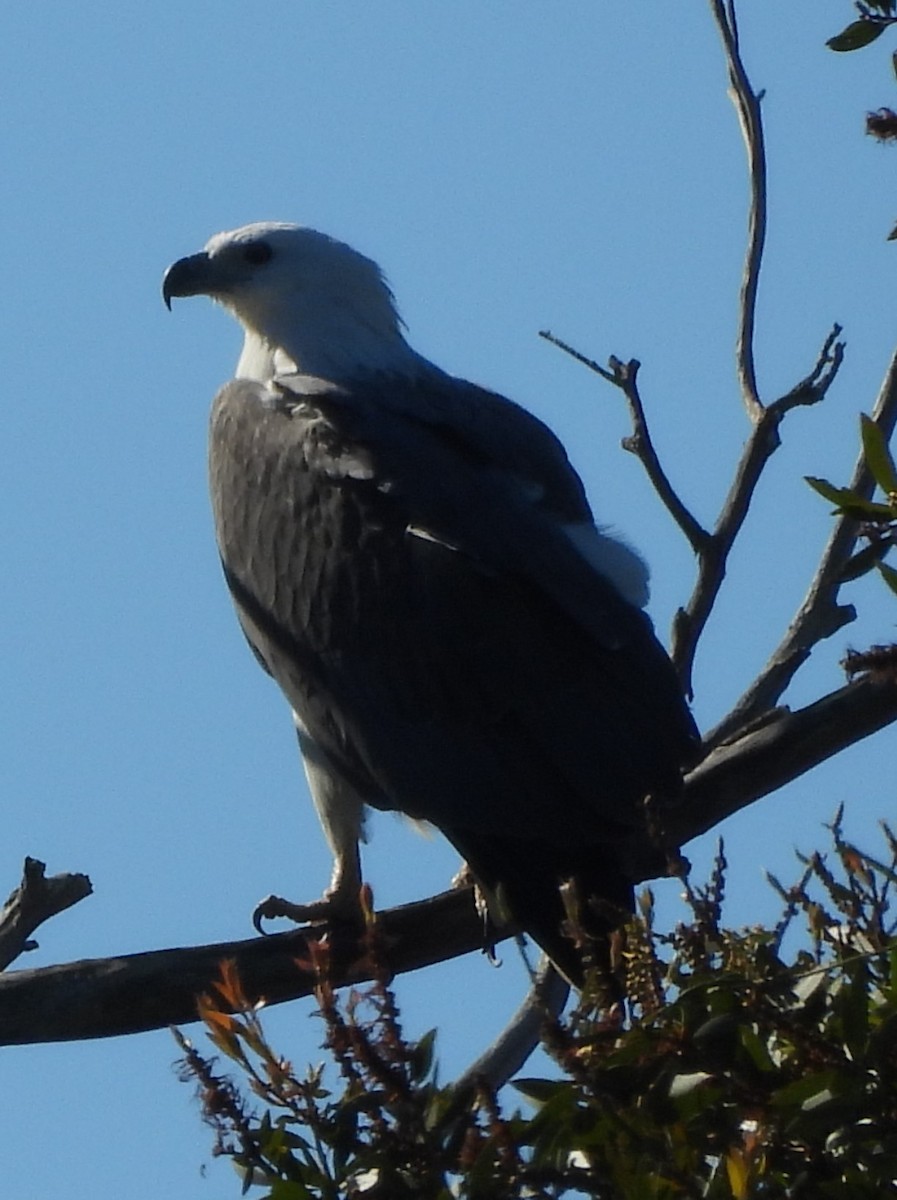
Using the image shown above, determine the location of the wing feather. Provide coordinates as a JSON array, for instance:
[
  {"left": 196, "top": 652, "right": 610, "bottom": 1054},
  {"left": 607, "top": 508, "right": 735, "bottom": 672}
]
[{"left": 209, "top": 375, "right": 699, "bottom": 866}]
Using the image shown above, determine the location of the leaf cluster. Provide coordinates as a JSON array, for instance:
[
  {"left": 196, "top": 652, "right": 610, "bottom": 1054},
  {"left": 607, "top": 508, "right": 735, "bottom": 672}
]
[
  {"left": 828, "top": 3, "right": 897, "bottom": 53},
  {"left": 807, "top": 414, "right": 897, "bottom": 598},
  {"left": 178, "top": 819, "right": 897, "bottom": 1198},
  {"left": 176, "top": 921, "right": 540, "bottom": 1199},
  {"left": 828, "top": 4, "right": 897, "bottom": 233}
]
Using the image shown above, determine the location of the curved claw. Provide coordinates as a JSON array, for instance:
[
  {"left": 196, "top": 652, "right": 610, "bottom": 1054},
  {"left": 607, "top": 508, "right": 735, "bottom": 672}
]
[
  {"left": 252, "top": 885, "right": 369, "bottom": 935},
  {"left": 252, "top": 893, "right": 338, "bottom": 935}
]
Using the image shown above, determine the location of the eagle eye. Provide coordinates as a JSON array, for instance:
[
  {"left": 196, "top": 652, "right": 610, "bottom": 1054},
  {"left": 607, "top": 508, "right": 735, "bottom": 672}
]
[{"left": 243, "top": 241, "right": 273, "bottom": 266}]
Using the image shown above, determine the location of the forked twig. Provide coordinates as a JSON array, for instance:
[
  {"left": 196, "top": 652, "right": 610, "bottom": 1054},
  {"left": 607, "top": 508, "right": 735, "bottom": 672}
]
[
  {"left": 543, "top": 3, "right": 845, "bottom": 703},
  {"left": 671, "top": 324, "right": 845, "bottom": 695},
  {"left": 710, "top": 346, "right": 897, "bottom": 744},
  {"left": 538, "top": 333, "right": 707, "bottom": 554}
]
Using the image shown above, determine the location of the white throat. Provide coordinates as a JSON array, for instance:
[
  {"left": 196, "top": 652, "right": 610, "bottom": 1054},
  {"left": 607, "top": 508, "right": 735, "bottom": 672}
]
[
  {"left": 236, "top": 334, "right": 297, "bottom": 382},
  {"left": 231, "top": 299, "right": 424, "bottom": 386}
]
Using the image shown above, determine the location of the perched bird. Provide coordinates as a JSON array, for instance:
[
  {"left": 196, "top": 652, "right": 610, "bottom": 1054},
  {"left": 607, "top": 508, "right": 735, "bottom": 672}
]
[{"left": 163, "top": 223, "right": 699, "bottom": 986}]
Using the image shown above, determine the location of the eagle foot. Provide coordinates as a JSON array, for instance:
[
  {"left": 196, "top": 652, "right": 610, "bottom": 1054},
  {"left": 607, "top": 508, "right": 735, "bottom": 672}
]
[{"left": 252, "top": 889, "right": 364, "bottom": 935}]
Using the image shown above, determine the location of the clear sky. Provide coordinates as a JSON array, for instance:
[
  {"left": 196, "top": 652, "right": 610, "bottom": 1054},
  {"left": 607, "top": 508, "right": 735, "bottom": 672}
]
[{"left": 3, "top": 4, "right": 895, "bottom": 1196}]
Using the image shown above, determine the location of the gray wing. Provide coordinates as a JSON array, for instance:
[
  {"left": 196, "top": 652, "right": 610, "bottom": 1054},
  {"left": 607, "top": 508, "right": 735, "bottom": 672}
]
[
  {"left": 278, "top": 370, "right": 647, "bottom": 648},
  {"left": 209, "top": 371, "right": 698, "bottom": 861}
]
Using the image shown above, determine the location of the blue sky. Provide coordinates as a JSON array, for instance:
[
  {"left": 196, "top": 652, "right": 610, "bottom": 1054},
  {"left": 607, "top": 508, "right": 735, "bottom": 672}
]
[{"left": 2, "top": 4, "right": 896, "bottom": 1195}]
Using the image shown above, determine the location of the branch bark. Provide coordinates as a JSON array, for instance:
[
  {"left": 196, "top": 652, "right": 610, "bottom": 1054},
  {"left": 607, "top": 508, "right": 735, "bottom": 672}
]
[
  {"left": 711, "top": 0, "right": 766, "bottom": 421},
  {"left": 0, "top": 858, "right": 92, "bottom": 972},
  {"left": 671, "top": 324, "right": 844, "bottom": 696},
  {"left": 0, "top": 886, "right": 504, "bottom": 1046},
  {"left": 709, "top": 345, "right": 897, "bottom": 744},
  {"left": 668, "top": 674, "right": 897, "bottom": 845},
  {"left": 3, "top": 673, "right": 894, "bottom": 1048},
  {"left": 451, "top": 959, "right": 569, "bottom": 1097}
]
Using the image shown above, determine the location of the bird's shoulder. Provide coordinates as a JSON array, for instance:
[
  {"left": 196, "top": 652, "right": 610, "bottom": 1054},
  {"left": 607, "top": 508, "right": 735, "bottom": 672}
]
[{"left": 265, "top": 367, "right": 592, "bottom": 524}]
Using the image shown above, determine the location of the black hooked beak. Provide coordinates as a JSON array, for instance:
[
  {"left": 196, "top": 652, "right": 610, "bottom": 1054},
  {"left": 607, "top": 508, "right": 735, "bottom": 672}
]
[{"left": 162, "top": 251, "right": 213, "bottom": 310}]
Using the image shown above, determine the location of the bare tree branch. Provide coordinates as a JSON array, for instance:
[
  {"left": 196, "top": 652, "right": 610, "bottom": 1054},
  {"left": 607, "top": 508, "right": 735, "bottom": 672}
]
[
  {"left": 543, "top": 316, "right": 843, "bottom": 699},
  {"left": 710, "top": 0, "right": 767, "bottom": 421},
  {"left": 539, "top": 333, "right": 709, "bottom": 555},
  {"left": 0, "top": 858, "right": 92, "bottom": 972},
  {"left": 539, "top": 7, "right": 848, "bottom": 701},
  {"left": 452, "top": 959, "right": 569, "bottom": 1097},
  {"left": 672, "top": 325, "right": 845, "bottom": 695},
  {"left": 2, "top": 672, "right": 894, "bottom": 1048},
  {"left": 710, "top": 344, "right": 897, "bottom": 745},
  {"left": 543, "top": 4, "right": 846, "bottom": 699},
  {"left": 668, "top": 675, "right": 897, "bottom": 846},
  {"left": 0, "top": 886, "right": 508, "bottom": 1046}
]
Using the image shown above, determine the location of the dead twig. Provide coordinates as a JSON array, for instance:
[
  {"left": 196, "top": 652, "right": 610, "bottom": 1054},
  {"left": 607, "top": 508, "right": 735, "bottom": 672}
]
[
  {"left": 0, "top": 858, "right": 92, "bottom": 972},
  {"left": 544, "top": 4, "right": 845, "bottom": 702},
  {"left": 671, "top": 323, "right": 845, "bottom": 695},
  {"left": 710, "top": 345, "right": 897, "bottom": 745},
  {"left": 711, "top": 0, "right": 766, "bottom": 421},
  {"left": 538, "top": 334, "right": 708, "bottom": 555}
]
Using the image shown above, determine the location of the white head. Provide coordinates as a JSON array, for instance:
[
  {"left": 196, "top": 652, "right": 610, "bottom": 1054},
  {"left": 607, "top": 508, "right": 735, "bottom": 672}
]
[{"left": 163, "top": 222, "right": 421, "bottom": 383}]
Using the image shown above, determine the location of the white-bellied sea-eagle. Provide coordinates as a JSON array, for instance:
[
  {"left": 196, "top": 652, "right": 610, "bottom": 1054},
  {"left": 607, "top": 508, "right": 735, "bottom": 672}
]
[{"left": 163, "top": 222, "right": 699, "bottom": 987}]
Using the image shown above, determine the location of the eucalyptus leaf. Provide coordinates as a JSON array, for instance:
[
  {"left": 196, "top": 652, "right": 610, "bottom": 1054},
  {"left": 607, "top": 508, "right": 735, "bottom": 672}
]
[
  {"left": 805, "top": 476, "right": 856, "bottom": 506},
  {"left": 877, "top": 560, "right": 897, "bottom": 596},
  {"left": 861, "top": 413, "right": 897, "bottom": 494},
  {"left": 805, "top": 477, "right": 893, "bottom": 517},
  {"left": 828, "top": 20, "right": 887, "bottom": 52}
]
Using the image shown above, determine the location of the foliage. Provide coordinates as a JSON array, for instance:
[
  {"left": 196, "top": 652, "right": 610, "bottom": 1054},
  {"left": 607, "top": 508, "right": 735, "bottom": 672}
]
[
  {"left": 807, "top": 414, "right": 897, "bottom": 599},
  {"left": 828, "top": 4, "right": 897, "bottom": 55},
  {"left": 177, "top": 818, "right": 897, "bottom": 1198},
  {"left": 828, "top": 1, "right": 897, "bottom": 234}
]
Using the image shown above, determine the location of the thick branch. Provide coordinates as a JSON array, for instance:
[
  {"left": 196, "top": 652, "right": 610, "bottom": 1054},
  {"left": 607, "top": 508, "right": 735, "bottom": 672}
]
[
  {"left": 0, "top": 858, "right": 92, "bottom": 972},
  {"left": 666, "top": 675, "right": 897, "bottom": 846},
  {"left": 0, "top": 886, "right": 506, "bottom": 1046},
  {"left": 1, "top": 674, "right": 894, "bottom": 1047}
]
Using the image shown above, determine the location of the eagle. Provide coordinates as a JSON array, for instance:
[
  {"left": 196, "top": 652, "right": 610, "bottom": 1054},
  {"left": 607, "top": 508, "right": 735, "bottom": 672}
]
[{"left": 163, "top": 223, "right": 699, "bottom": 986}]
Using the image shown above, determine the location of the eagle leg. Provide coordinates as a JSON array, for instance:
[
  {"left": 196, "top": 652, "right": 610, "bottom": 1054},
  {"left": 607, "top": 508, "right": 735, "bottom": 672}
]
[
  {"left": 252, "top": 716, "right": 367, "bottom": 934},
  {"left": 252, "top": 839, "right": 363, "bottom": 932}
]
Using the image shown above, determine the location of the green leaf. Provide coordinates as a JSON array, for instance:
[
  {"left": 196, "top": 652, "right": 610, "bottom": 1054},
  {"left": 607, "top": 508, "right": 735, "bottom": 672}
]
[
  {"left": 739, "top": 1024, "right": 777, "bottom": 1073},
  {"left": 877, "top": 560, "right": 897, "bottom": 596},
  {"left": 805, "top": 477, "right": 894, "bottom": 518},
  {"left": 861, "top": 413, "right": 897, "bottom": 494},
  {"left": 512, "top": 1077, "right": 561, "bottom": 1104},
  {"left": 806, "top": 476, "right": 859, "bottom": 506},
  {"left": 828, "top": 20, "right": 888, "bottom": 52},
  {"left": 408, "top": 1028, "right": 438, "bottom": 1082},
  {"left": 771, "top": 1069, "right": 841, "bottom": 1111}
]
